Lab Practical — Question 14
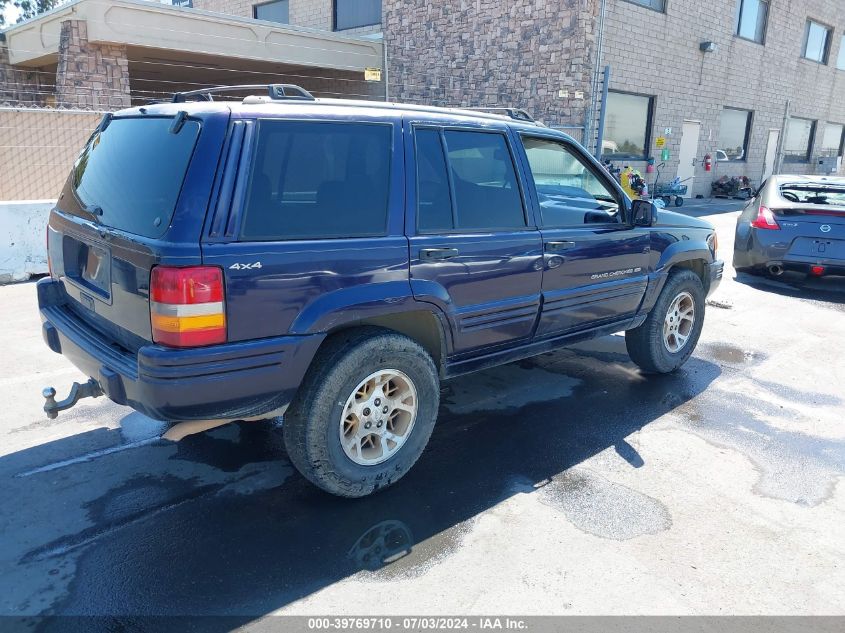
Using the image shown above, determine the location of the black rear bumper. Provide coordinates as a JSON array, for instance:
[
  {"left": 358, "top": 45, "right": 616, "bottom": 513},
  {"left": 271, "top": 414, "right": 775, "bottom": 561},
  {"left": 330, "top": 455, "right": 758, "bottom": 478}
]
[{"left": 38, "top": 278, "right": 324, "bottom": 421}]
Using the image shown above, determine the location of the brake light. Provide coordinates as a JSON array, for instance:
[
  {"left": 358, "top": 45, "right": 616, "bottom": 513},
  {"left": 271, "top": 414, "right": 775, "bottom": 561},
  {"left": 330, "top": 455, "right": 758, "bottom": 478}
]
[
  {"left": 810, "top": 265, "right": 825, "bottom": 276},
  {"left": 751, "top": 205, "right": 780, "bottom": 230},
  {"left": 150, "top": 266, "right": 226, "bottom": 347}
]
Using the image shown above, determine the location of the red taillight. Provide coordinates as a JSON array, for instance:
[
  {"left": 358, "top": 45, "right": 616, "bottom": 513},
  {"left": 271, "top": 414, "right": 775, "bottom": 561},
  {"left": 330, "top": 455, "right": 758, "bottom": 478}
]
[
  {"left": 750, "top": 205, "right": 780, "bottom": 230},
  {"left": 150, "top": 266, "right": 226, "bottom": 347},
  {"left": 810, "top": 265, "right": 825, "bottom": 276}
]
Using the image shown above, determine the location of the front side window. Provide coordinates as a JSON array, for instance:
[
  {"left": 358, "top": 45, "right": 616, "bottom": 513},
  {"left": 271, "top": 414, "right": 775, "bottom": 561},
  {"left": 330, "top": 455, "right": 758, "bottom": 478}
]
[
  {"left": 603, "top": 91, "right": 653, "bottom": 160},
  {"left": 241, "top": 121, "right": 392, "bottom": 240},
  {"left": 821, "top": 122, "right": 845, "bottom": 157},
  {"left": 334, "top": 0, "right": 381, "bottom": 30},
  {"left": 623, "top": 0, "right": 665, "bottom": 12},
  {"left": 717, "top": 108, "right": 752, "bottom": 161},
  {"left": 414, "top": 128, "right": 526, "bottom": 231},
  {"left": 803, "top": 20, "right": 832, "bottom": 63},
  {"left": 783, "top": 117, "right": 816, "bottom": 163},
  {"left": 254, "top": 0, "right": 289, "bottom": 24},
  {"left": 735, "top": 0, "right": 768, "bottom": 43},
  {"left": 522, "top": 136, "right": 620, "bottom": 228}
]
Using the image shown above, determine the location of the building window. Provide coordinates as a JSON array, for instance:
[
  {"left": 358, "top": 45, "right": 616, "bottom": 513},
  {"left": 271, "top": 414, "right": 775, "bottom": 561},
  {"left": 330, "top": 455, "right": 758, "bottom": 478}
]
[
  {"left": 802, "top": 20, "right": 832, "bottom": 64},
  {"left": 603, "top": 91, "right": 654, "bottom": 160},
  {"left": 254, "top": 0, "right": 289, "bottom": 24},
  {"left": 717, "top": 108, "right": 752, "bottom": 161},
  {"left": 837, "top": 35, "right": 845, "bottom": 70},
  {"left": 821, "top": 123, "right": 845, "bottom": 157},
  {"left": 735, "top": 0, "right": 768, "bottom": 44},
  {"left": 783, "top": 117, "right": 816, "bottom": 163},
  {"left": 623, "top": 0, "right": 665, "bottom": 12},
  {"left": 334, "top": 0, "right": 381, "bottom": 31}
]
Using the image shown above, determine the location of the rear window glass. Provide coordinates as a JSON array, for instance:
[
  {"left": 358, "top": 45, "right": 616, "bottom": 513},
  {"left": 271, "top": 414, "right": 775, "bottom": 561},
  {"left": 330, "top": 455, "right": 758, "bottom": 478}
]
[
  {"left": 779, "top": 184, "right": 845, "bottom": 206},
  {"left": 241, "top": 121, "right": 392, "bottom": 240},
  {"left": 71, "top": 117, "right": 200, "bottom": 238}
]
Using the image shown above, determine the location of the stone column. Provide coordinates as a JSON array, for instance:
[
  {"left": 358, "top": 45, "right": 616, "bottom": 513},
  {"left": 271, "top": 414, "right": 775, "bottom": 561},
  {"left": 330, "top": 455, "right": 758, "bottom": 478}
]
[{"left": 55, "top": 20, "right": 131, "bottom": 110}]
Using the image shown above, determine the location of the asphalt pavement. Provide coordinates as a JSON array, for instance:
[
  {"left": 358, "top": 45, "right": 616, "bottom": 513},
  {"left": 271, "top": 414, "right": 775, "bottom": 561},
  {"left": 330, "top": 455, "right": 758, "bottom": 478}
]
[{"left": 0, "top": 205, "right": 843, "bottom": 626}]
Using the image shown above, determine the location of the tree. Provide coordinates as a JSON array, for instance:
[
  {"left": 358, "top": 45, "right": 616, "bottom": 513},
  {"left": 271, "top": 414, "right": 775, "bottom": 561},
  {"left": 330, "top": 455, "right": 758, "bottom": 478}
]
[{"left": 1, "top": 1, "right": 66, "bottom": 27}]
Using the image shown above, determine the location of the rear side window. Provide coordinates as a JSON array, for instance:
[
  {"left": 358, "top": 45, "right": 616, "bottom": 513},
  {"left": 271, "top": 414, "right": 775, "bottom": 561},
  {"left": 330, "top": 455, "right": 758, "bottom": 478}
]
[
  {"left": 241, "top": 121, "right": 392, "bottom": 240},
  {"left": 414, "top": 128, "right": 526, "bottom": 232},
  {"left": 71, "top": 117, "right": 200, "bottom": 238}
]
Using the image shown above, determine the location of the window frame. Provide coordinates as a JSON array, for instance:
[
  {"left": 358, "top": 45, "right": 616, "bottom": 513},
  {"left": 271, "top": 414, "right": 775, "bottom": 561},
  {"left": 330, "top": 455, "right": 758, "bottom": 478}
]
[
  {"left": 333, "top": 0, "right": 382, "bottom": 31},
  {"left": 837, "top": 35, "right": 845, "bottom": 70},
  {"left": 519, "top": 132, "right": 626, "bottom": 229},
  {"left": 820, "top": 122, "right": 845, "bottom": 157},
  {"left": 603, "top": 90, "right": 655, "bottom": 161},
  {"left": 717, "top": 107, "right": 753, "bottom": 162},
  {"left": 237, "top": 118, "right": 394, "bottom": 242},
  {"left": 622, "top": 0, "right": 666, "bottom": 13},
  {"left": 783, "top": 117, "right": 817, "bottom": 164},
  {"left": 411, "top": 124, "right": 531, "bottom": 235},
  {"left": 734, "top": 0, "right": 769, "bottom": 45},
  {"left": 802, "top": 19, "right": 832, "bottom": 64},
  {"left": 252, "top": 0, "right": 289, "bottom": 24}
]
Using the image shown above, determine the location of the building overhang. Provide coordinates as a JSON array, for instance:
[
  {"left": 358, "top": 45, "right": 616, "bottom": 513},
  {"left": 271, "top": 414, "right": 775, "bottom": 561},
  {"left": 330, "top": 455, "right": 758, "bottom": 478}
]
[{"left": 2, "top": 0, "right": 383, "bottom": 72}]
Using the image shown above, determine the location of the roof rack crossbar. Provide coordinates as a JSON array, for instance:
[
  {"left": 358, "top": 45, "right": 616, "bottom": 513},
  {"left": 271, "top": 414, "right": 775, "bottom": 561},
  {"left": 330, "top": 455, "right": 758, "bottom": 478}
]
[
  {"left": 461, "top": 107, "right": 535, "bottom": 122},
  {"left": 172, "top": 83, "right": 315, "bottom": 103}
]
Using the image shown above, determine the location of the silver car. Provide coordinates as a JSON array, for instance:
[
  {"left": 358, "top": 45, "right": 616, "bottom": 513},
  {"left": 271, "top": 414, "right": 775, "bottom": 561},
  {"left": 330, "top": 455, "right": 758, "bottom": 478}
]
[{"left": 733, "top": 175, "right": 845, "bottom": 278}]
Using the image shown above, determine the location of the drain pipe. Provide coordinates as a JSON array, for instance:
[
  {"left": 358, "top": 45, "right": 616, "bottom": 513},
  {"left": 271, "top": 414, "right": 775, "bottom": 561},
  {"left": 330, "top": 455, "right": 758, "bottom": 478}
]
[{"left": 585, "top": 0, "right": 608, "bottom": 149}]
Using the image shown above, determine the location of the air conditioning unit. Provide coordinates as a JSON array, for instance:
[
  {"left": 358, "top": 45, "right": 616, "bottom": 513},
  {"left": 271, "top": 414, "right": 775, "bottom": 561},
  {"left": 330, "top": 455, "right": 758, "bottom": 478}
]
[{"left": 816, "top": 156, "right": 841, "bottom": 174}]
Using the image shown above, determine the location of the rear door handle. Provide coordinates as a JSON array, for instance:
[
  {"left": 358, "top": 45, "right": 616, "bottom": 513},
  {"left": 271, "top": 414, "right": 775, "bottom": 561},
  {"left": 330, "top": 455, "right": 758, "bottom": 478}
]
[
  {"left": 545, "top": 241, "right": 575, "bottom": 252},
  {"left": 420, "top": 247, "right": 459, "bottom": 260}
]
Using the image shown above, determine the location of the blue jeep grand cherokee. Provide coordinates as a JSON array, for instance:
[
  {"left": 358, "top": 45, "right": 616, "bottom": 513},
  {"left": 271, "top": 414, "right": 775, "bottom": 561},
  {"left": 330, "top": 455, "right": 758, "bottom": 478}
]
[{"left": 38, "top": 84, "right": 722, "bottom": 497}]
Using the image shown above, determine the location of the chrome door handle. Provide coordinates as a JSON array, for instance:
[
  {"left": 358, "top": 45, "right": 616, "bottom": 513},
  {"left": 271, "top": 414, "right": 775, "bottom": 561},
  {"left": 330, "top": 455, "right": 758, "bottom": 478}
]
[
  {"left": 420, "top": 247, "right": 459, "bottom": 260},
  {"left": 545, "top": 241, "right": 575, "bottom": 252}
]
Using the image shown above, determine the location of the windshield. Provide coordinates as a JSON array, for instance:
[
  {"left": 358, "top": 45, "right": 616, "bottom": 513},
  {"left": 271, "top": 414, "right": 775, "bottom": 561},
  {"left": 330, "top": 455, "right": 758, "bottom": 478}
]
[
  {"left": 779, "top": 184, "right": 845, "bottom": 207},
  {"left": 70, "top": 117, "right": 200, "bottom": 238}
]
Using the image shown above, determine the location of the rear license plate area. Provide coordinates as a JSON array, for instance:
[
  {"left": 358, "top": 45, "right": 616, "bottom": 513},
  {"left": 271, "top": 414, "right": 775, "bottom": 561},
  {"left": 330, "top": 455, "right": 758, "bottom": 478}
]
[{"left": 63, "top": 235, "right": 111, "bottom": 299}]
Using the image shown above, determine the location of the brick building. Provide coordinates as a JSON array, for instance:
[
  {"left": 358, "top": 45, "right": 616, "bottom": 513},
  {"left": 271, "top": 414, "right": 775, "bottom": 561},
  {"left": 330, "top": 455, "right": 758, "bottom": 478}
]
[{"left": 2, "top": 0, "right": 845, "bottom": 200}]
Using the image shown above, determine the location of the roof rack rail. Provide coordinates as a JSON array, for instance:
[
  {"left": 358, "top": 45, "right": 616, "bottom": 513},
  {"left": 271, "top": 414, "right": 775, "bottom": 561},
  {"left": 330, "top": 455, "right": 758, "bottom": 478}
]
[
  {"left": 172, "top": 83, "right": 315, "bottom": 103},
  {"left": 461, "top": 107, "right": 535, "bottom": 122}
]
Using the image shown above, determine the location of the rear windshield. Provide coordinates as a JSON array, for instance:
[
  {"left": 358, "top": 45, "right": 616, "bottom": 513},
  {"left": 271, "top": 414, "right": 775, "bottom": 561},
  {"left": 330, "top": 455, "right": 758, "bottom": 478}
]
[
  {"left": 240, "top": 120, "right": 392, "bottom": 240},
  {"left": 779, "top": 184, "right": 845, "bottom": 206},
  {"left": 70, "top": 117, "right": 200, "bottom": 238}
]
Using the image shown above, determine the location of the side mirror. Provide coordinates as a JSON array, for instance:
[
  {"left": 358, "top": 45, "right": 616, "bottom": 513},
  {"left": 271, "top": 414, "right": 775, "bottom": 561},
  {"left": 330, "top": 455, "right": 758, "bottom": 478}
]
[{"left": 631, "top": 199, "right": 658, "bottom": 227}]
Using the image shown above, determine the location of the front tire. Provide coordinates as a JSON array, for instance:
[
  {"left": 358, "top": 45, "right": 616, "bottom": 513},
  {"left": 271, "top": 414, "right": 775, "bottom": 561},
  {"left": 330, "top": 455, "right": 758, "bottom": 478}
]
[
  {"left": 625, "top": 269, "right": 705, "bottom": 374},
  {"left": 283, "top": 328, "right": 440, "bottom": 498}
]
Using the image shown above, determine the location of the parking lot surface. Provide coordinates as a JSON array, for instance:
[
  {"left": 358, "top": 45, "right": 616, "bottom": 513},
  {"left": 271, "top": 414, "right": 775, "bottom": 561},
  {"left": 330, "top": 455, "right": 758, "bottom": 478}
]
[{"left": 1, "top": 207, "right": 843, "bottom": 623}]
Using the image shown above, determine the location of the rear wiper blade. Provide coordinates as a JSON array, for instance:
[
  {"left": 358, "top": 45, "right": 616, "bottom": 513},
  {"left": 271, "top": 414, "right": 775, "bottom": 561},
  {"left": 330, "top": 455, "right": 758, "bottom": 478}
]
[{"left": 85, "top": 204, "right": 104, "bottom": 219}]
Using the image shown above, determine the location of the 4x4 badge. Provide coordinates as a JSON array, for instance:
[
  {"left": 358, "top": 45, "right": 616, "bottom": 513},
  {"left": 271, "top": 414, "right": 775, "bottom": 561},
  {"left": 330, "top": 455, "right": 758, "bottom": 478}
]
[
  {"left": 229, "top": 262, "right": 263, "bottom": 270},
  {"left": 820, "top": 224, "right": 832, "bottom": 233}
]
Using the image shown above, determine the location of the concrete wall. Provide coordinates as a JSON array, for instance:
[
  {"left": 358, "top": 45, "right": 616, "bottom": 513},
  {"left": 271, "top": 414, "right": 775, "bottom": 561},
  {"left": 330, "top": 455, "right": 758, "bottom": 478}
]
[
  {"left": 0, "top": 108, "right": 103, "bottom": 201},
  {"left": 0, "top": 200, "right": 53, "bottom": 283},
  {"left": 601, "top": 0, "right": 845, "bottom": 196}
]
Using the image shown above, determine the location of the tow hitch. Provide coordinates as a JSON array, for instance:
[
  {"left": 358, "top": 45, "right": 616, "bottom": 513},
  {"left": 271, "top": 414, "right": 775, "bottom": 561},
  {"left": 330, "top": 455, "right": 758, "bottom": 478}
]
[{"left": 42, "top": 379, "right": 104, "bottom": 419}]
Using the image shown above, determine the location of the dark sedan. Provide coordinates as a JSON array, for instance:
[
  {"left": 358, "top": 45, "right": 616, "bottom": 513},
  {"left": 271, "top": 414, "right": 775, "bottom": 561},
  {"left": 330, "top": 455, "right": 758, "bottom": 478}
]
[{"left": 733, "top": 175, "right": 845, "bottom": 278}]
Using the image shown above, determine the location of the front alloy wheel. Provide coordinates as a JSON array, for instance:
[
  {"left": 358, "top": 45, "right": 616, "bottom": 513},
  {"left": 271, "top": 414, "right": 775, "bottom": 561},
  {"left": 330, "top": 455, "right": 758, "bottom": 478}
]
[{"left": 662, "top": 291, "right": 695, "bottom": 353}]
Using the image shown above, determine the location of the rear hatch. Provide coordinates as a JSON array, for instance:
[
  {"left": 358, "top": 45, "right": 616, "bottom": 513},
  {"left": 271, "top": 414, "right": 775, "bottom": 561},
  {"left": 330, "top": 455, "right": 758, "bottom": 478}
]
[
  {"left": 773, "top": 182, "right": 845, "bottom": 260},
  {"left": 47, "top": 107, "right": 228, "bottom": 352}
]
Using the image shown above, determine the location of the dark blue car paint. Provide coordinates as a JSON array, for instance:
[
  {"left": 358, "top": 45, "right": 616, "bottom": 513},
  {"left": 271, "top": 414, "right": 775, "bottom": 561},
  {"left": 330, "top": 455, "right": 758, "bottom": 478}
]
[{"left": 39, "top": 99, "right": 722, "bottom": 422}]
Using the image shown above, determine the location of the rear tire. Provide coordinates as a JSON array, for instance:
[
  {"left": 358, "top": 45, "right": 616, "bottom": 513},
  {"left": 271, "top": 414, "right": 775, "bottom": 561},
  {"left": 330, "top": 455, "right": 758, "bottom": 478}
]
[
  {"left": 283, "top": 327, "right": 440, "bottom": 498},
  {"left": 625, "top": 269, "right": 705, "bottom": 374}
]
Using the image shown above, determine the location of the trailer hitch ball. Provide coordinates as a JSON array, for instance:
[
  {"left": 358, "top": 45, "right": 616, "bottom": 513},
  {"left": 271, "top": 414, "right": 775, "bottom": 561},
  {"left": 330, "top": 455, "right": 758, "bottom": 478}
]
[{"left": 42, "top": 387, "right": 58, "bottom": 419}]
